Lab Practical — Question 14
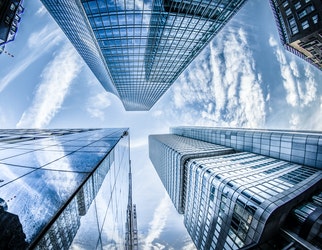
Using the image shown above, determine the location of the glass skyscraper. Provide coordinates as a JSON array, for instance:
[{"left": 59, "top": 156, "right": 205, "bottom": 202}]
[
  {"left": 40, "top": 0, "right": 247, "bottom": 111},
  {"left": 149, "top": 127, "right": 322, "bottom": 249},
  {"left": 0, "top": 128, "right": 137, "bottom": 249}
]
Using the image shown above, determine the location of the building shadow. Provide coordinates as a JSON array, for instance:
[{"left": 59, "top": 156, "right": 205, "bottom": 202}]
[{"left": 0, "top": 198, "right": 28, "bottom": 250}]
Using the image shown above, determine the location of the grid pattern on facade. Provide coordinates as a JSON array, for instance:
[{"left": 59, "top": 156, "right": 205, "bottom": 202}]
[
  {"left": 0, "top": 128, "right": 130, "bottom": 249},
  {"left": 149, "top": 134, "right": 234, "bottom": 213},
  {"left": 41, "top": 0, "right": 247, "bottom": 110},
  {"left": 183, "top": 152, "right": 322, "bottom": 250},
  {"left": 269, "top": 0, "right": 322, "bottom": 70},
  {"left": 145, "top": 0, "right": 247, "bottom": 83},
  {"left": 40, "top": 0, "right": 118, "bottom": 95},
  {"left": 81, "top": 0, "right": 156, "bottom": 110},
  {"left": 172, "top": 126, "right": 322, "bottom": 169},
  {"left": 288, "top": 190, "right": 322, "bottom": 249}
]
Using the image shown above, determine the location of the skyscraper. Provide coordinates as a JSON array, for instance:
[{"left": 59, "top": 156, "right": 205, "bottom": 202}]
[
  {"left": 149, "top": 127, "right": 322, "bottom": 249},
  {"left": 40, "top": 0, "right": 247, "bottom": 111},
  {"left": 269, "top": 0, "right": 322, "bottom": 70},
  {"left": 0, "top": 0, "right": 24, "bottom": 54},
  {"left": 0, "top": 128, "right": 137, "bottom": 249}
]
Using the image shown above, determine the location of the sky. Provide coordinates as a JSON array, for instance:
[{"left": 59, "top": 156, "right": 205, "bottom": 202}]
[{"left": 0, "top": 0, "right": 322, "bottom": 249}]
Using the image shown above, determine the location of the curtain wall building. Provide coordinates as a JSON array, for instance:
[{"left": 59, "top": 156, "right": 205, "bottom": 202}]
[
  {"left": 149, "top": 127, "right": 322, "bottom": 249},
  {"left": 269, "top": 0, "right": 322, "bottom": 70},
  {"left": 0, "top": 128, "right": 137, "bottom": 249},
  {"left": 40, "top": 0, "right": 247, "bottom": 111}
]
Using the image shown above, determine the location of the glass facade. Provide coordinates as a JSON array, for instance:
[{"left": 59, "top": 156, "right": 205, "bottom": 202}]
[
  {"left": 0, "top": 128, "right": 133, "bottom": 249},
  {"left": 172, "top": 126, "right": 322, "bottom": 169},
  {"left": 149, "top": 127, "right": 322, "bottom": 249},
  {"left": 41, "top": 0, "right": 247, "bottom": 110},
  {"left": 145, "top": 0, "right": 246, "bottom": 83},
  {"left": 149, "top": 134, "right": 234, "bottom": 213},
  {"left": 40, "top": 0, "right": 118, "bottom": 95},
  {"left": 287, "top": 191, "right": 322, "bottom": 249},
  {"left": 184, "top": 152, "right": 321, "bottom": 250}
]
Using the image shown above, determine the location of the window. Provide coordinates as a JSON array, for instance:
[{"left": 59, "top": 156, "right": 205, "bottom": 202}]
[
  {"left": 4, "top": 16, "right": 10, "bottom": 25},
  {"left": 295, "top": 2, "right": 301, "bottom": 10},
  {"left": 289, "top": 25, "right": 299, "bottom": 35},
  {"left": 306, "top": 4, "right": 315, "bottom": 13},
  {"left": 288, "top": 16, "right": 296, "bottom": 26},
  {"left": 10, "top": 3, "right": 16, "bottom": 11},
  {"left": 283, "top": 1, "right": 289, "bottom": 8},
  {"left": 299, "top": 9, "right": 307, "bottom": 18},
  {"left": 209, "top": 185, "right": 215, "bottom": 201},
  {"left": 288, "top": 17, "right": 299, "bottom": 35},
  {"left": 285, "top": 8, "right": 292, "bottom": 16},
  {"left": 312, "top": 14, "right": 318, "bottom": 24},
  {"left": 302, "top": 20, "right": 309, "bottom": 29}
]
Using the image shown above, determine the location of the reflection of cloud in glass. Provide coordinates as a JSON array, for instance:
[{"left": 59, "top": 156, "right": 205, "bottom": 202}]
[{"left": 36, "top": 139, "right": 78, "bottom": 200}]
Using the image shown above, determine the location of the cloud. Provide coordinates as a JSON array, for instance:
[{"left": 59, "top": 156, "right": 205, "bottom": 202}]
[
  {"left": 131, "top": 137, "right": 148, "bottom": 149},
  {"left": 143, "top": 194, "right": 171, "bottom": 250},
  {"left": 16, "top": 43, "right": 82, "bottom": 128},
  {"left": 0, "top": 25, "right": 63, "bottom": 92},
  {"left": 35, "top": 5, "right": 47, "bottom": 17},
  {"left": 298, "top": 65, "right": 317, "bottom": 106},
  {"left": 0, "top": 107, "right": 7, "bottom": 128},
  {"left": 161, "top": 26, "right": 266, "bottom": 128},
  {"left": 86, "top": 92, "right": 112, "bottom": 120},
  {"left": 268, "top": 35, "right": 319, "bottom": 129},
  {"left": 269, "top": 35, "right": 317, "bottom": 108}
]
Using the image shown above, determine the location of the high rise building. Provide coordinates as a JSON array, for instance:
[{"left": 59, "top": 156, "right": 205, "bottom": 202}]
[
  {"left": 0, "top": 0, "right": 24, "bottom": 54},
  {"left": 269, "top": 0, "right": 322, "bottom": 70},
  {"left": 149, "top": 127, "right": 322, "bottom": 249},
  {"left": 40, "top": 0, "right": 247, "bottom": 111},
  {"left": 0, "top": 128, "right": 137, "bottom": 249}
]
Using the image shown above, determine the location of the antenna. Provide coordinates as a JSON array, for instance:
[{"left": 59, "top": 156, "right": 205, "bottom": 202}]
[{"left": 2, "top": 49, "right": 14, "bottom": 57}]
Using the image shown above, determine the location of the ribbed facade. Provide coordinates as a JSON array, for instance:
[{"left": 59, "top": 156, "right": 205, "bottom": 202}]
[
  {"left": 184, "top": 152, "right": 321, "bottom": 249},
  {"left": 172, "top": 126, "right": 322, "bottom": 169},
  {"left": 149, "top": 127, "right": 322, "bottom": 249},
  {"left": 149, "top": 134, "right": 234, "bottom": 213},
  {"left": 41, "top": 0, "right": 247, "bottom": 110}
]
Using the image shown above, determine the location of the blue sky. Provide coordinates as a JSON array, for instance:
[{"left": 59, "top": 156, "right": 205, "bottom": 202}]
[{"left": 0, "top": 0, "right": 321, "bottom": 249}]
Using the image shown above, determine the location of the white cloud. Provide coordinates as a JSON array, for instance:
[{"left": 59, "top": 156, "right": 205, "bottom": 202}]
[
  {"left": 0, "top": 107, "right": 6, "bottom": 128},
  {"left": 269, "top": 35, "right": 317, "bottom": 108},
  {"left": 27, "top": 24, "right": 62, "bottom": 49},
  {"left": 143, "top": 194, "right": 171, "bottom": 250},
  {"left": 0, "top": 25, "right": 63, "bottom": 92},
  {"left": 131, "top": 137, "right": 147, "bottom": 149},
  {"left": 267, "top": 35, "right": 320, "bottom": 130},
  {"left": 290, "top": 61, "right": 300, "bottom": 77},
  {"left": 164, "top": 26, "right": 266, "bottom": 128},
  {"left": 16, "top": 43, "right": 82, "bottom": 128},
  {"left": 268, "top": 36, "right": 278, "bottom": 47},
  {"left": 35, "top": 5, "right": 47, "bottom": 17},
  {"left": 86, "top": 92, "right": 112, "bottom": 120},
  {"left": 152, "top": 110, "right": 163, "bottom": 117},
  {"left": 289, "top": 113, "right": 300, "bottom": 129},
  {"left": 298, "top": 65, "right": 317, "bottom": 106}
]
